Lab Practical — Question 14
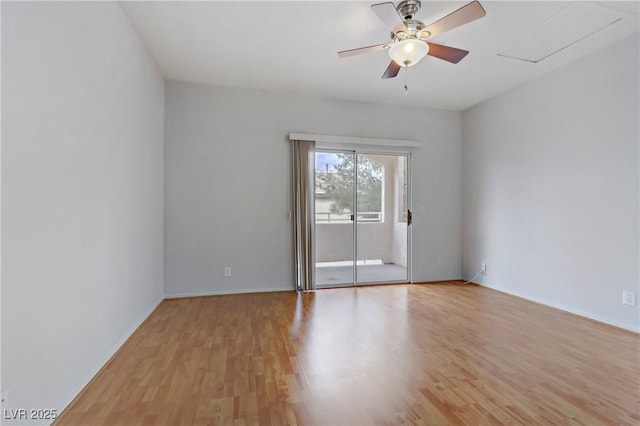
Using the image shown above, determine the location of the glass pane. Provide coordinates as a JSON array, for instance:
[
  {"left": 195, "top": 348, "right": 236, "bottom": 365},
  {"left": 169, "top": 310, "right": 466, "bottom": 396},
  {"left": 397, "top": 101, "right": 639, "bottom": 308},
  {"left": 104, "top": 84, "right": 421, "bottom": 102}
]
[
  {"left": 356, "top": 154, "right": 408, "bottom": 284},
  {"left": 314, "top": 151, "right": 355, "bottom": 287}
]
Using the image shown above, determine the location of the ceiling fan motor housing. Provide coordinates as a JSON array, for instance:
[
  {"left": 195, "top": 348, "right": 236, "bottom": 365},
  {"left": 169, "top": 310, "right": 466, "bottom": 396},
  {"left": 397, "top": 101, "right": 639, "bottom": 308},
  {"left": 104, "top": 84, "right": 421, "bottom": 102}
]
[
  {"left": 393, "top": 1, "right": 429, "bottom": 42},
  {"left": 393, "top": 20, "right": 428, "bottom": 42}
]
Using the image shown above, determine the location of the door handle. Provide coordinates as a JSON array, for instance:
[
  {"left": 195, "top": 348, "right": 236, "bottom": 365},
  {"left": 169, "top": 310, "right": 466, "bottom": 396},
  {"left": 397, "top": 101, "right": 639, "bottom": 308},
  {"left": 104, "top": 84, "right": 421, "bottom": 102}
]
[
  {"left": 350, "top": 214, "right": 355, "bottom": 221},
  {"left": 407, "top": 209, "right": 412, "bottom": 226}
]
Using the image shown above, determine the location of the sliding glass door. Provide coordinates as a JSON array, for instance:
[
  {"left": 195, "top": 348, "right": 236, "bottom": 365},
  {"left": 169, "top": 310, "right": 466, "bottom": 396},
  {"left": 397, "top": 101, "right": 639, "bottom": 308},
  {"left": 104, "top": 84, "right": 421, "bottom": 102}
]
[
  {"left": 314, "top": 151, "right": 355, "bottom": 286},
  {"left": 356, "top": 154, "right": 409, "bottom": 284},
  {"left": 314, "top": 150, "right": 410, "bottom": 287}
]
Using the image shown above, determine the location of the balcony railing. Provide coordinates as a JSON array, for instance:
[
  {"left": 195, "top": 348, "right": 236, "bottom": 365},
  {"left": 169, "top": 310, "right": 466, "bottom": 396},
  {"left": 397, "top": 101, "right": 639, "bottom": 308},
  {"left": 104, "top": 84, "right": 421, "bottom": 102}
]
[{"left": 315, "top": 212, "right": 382, "bottom": 224}]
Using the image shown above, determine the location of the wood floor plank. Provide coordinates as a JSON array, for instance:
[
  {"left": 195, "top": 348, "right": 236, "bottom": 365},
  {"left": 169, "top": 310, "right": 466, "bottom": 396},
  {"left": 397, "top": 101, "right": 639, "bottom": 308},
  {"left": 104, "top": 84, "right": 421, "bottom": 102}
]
[{"left": 55, "top": 282, "right": 640, "bottom": 425}]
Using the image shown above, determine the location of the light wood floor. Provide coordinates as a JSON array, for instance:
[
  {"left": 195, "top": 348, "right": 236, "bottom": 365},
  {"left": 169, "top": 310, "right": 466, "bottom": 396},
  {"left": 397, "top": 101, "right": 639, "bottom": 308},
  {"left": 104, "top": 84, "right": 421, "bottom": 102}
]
[{"left": 55, "top": 282, "right": 640, "bottom": 425}]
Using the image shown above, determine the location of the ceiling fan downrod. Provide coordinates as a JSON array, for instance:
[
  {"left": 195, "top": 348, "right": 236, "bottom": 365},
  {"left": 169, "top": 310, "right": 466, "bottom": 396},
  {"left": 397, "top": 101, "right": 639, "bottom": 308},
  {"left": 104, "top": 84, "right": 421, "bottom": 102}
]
[{"left": 396, "top": 0, "right": 421, "bottom": 20}]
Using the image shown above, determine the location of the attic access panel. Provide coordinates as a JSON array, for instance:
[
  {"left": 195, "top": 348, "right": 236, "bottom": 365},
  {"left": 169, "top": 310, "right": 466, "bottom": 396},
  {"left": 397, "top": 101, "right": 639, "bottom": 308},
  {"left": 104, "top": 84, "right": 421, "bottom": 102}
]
[{"left": 497, "top": 2, "right": 623, "bottom": 63}]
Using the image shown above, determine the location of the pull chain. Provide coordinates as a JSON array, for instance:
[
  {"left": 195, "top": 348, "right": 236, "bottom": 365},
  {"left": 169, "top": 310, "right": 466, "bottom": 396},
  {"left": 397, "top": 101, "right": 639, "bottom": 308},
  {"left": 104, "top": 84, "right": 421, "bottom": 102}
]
[{"left": 403, "top": 63, "right": 409, "bottom": 95}]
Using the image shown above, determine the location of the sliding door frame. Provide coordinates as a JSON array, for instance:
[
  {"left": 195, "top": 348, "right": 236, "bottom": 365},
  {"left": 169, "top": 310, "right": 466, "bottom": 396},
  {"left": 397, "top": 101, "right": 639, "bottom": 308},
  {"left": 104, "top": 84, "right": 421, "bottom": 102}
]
[{"left": 314, "top": 146, "right": 412, "bottom": 287}]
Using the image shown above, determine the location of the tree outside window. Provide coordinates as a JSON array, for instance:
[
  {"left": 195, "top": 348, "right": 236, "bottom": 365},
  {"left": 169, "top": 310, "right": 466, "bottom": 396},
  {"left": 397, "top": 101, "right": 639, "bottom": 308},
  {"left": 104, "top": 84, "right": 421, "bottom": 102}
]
[{"left": 316, "top": 153, "right": 383, "bottom": 221}]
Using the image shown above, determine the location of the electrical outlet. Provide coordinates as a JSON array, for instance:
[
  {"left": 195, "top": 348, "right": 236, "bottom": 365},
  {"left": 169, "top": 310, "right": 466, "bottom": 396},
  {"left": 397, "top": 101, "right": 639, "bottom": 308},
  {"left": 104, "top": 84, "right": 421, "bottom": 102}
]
[
  {"left": 622, "top": 291, "right": 636, "bottom": 306},
  {"left": 480, "top": 262, "right": 487, "bottom": 275},
  {"left": 224, "top": 267, "right": 231, "bottom": 277}
]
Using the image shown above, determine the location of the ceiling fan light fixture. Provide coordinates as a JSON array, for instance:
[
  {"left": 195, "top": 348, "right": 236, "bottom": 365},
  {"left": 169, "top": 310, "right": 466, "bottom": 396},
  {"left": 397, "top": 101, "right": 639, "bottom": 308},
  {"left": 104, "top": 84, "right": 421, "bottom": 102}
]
[{"left": 388, "top": 39, "right": 429, "bottom": 67}]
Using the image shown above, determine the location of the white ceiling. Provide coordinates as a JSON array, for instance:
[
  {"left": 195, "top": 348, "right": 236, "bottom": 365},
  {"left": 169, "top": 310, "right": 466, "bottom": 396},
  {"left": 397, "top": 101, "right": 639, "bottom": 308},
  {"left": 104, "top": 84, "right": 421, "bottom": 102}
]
[{"left": 120, "top": 1, "right": 639, "bottom": 111}]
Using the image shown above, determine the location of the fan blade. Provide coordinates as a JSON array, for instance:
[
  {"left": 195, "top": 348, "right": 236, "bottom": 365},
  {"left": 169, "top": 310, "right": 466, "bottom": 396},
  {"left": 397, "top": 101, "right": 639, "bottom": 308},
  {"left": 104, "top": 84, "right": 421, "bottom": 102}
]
[
  {"left": 382, "top": 61, "right": 402, "bottom": 79},
  {"left": 427, "top": 42, "right": 469, "bottom": 64},
  {"left": 371, "top": 2, "right": 406, "bottom": 33},
  {"left": 338, "top": 43, "right": 390, "bottom": 58},
  {"left": 423, "top": 1, "right": 486, "bottom": 39}
]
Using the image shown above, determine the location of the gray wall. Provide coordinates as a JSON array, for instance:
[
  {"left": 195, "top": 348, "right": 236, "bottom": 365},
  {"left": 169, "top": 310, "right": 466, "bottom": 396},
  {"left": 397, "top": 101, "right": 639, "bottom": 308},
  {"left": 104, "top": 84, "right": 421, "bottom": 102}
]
[
  {"left": 164, "top": 81, "right": 462, "bottom": 296},
  {"left": 461, "top": 35, "right": 640, "bottom": 331},
  {"left": 1, "top": 2, "right": 165, "bottom": 420}
]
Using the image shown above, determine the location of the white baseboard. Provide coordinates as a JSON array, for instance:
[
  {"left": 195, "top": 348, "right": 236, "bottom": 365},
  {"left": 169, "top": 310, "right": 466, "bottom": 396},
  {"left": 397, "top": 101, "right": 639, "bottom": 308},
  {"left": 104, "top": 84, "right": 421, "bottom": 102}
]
[
  {"left": 55, "top": 295, "right": 164, "bottom": 420},
  {"left": 165, "top": 286, "right": 294, "bottom": 299},
  {"left": 412, "top": 274, "right": 463, "bottom": 283},
  {"left": 472, "top": 280, "right": 639, "bottom": 333}
]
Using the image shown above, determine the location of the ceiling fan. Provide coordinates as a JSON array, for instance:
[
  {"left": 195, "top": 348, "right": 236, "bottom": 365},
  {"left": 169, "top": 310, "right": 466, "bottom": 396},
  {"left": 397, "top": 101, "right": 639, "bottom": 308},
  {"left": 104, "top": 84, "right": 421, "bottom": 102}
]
[{"left": 338, "top": 0, "right": 486, "bottom": 79}]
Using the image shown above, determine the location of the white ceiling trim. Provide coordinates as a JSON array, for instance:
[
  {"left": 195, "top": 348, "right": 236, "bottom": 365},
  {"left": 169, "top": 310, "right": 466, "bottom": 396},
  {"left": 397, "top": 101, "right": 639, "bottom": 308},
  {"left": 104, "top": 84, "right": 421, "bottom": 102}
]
[{"left": 289, "top": 133, "right": 421, "bottom": 148}]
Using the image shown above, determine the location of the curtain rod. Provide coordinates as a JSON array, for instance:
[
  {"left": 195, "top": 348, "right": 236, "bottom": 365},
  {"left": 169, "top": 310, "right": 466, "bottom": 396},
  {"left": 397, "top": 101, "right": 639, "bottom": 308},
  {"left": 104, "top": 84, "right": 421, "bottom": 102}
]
[{"left": 289, "top": 132, "right": 421, "bottom": 148}]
